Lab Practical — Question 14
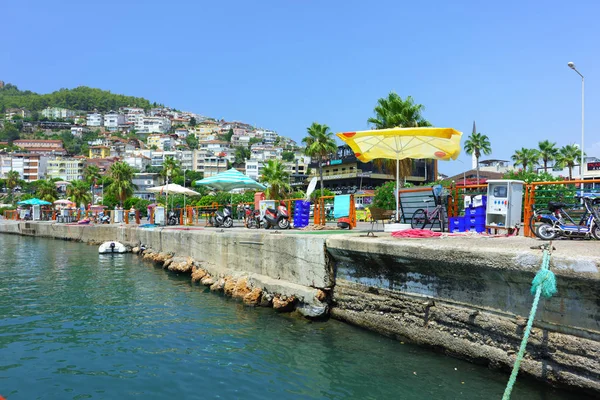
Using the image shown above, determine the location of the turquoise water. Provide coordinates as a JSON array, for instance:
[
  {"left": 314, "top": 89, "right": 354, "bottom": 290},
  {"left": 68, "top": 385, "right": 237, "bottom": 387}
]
[{"left": 0, "top": 234, "right": 588, "bottom": 400}]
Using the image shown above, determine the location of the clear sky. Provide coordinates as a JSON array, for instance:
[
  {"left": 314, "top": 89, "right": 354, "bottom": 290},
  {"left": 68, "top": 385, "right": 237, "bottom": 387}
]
[{"left": 2, "top": 0, "right": 599, "bottom": 176}]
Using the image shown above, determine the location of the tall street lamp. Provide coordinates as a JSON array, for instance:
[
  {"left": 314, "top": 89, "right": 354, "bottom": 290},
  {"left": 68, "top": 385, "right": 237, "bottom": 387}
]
[{"left": 567, "top": 61, "right": 585, "bottom": 181}]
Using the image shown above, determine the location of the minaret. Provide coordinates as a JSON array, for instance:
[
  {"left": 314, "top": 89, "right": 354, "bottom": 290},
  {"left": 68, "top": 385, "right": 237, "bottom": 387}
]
[{"left": 471, "top": 121, "right": 477, "bottom": 169}]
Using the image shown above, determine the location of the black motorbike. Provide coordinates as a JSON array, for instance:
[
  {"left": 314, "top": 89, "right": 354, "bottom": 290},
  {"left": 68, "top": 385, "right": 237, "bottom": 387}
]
[
  {"left": 167, "top": 210, "right": 179, "bottom": 225},
  {"left": 212, "top": 205, "right": 233, "bottom": 228}
]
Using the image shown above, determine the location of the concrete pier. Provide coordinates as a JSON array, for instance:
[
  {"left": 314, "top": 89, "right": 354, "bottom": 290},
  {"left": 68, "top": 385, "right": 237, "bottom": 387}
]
[{"left": 1, "top": 220, "right": 599, "bottom": 394}]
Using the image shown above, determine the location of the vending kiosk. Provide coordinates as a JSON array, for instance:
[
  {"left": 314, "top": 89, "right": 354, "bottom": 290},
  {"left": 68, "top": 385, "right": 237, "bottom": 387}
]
[
  {"left": 485, "top": 180, "right": 524, "bottom": 232},
  {"left": 154, "top": 206, "right": 165, "bottom": 225}
]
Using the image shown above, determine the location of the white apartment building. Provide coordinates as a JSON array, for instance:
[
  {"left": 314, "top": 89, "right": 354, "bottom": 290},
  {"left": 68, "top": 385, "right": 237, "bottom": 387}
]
[
  {"left": 244, "top": 160, "right": 262, "bottom": 181},
  {"left": 41, "top": 107, "right": 76, "bottom": 119},
  {"left": 9, "top": 154, "right": 47, "bottom": 182},
  {"left": 45, "top": 157, "right": 85, "bottom": 181},
  {"left": 103, "top": 111, "right": 126, "bottom": 131},
  {"left": 0, "top": 155, "right": 12, "bottom": 178},
  {"left": 256, "top": 129, "right": 278, "bottom": 144},
  {"left": 136, "top": 116, "right": 171, "bottom": 134},
  {"left": 87, "top": 113, "right": 104, "bottom": 127},
  {"left": 4, "top": 108, "right": 30, "bottom": 120},
  {"left": 123, "top": 153, "right": 151, "bottom": 171},
  {"left": 71, "top": 126, "right": 90, "bottom": 138}
]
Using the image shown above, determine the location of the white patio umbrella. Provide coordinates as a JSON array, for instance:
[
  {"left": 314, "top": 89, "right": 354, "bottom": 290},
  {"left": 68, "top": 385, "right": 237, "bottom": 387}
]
[
  {"left": 147, "top": 183, "right": 200, "bottom": 196},
  {"left": 147, "top": 183, "right": 200, "bottom": 218}
]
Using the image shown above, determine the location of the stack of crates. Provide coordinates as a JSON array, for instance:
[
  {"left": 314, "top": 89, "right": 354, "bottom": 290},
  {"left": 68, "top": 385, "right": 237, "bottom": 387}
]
[
  {"left": 448, "top": 195, "right": 487, "bottom": 233},
  {"left": 293, "top": 200, "right": 310, "bottom": 228},
  {"left": 465, "top": 195, "right": 487, "bottom": 232}
]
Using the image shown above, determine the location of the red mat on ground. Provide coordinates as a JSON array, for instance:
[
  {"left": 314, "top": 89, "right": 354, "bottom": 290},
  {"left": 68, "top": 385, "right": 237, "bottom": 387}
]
[{"left": 391, "top": 229, "right": 442, "bottom": 238}]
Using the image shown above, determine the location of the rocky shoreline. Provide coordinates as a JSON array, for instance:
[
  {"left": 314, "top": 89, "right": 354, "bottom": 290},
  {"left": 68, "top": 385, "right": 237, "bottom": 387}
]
[{"left": 132, "top": 245, "right": 327, "bottom": 315}]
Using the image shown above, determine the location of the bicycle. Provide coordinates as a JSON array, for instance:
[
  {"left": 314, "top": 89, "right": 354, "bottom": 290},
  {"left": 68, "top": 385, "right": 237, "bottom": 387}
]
[{"left": 410, "top": 194, "right": 447, "bottom": 232}]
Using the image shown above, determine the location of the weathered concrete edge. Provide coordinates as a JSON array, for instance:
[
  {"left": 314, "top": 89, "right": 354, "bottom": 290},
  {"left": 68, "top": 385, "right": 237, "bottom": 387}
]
[{"left": 0, "top": 222, "right": 331, "bottom": 317}]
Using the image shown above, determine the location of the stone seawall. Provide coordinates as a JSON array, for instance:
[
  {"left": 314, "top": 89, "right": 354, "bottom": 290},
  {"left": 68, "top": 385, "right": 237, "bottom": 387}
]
[
  {"left": 325, "top": 235, "right": 600, "bottom": 394},
  {"left": 0, "top": 222, "right": 332, "bottom": 317}
]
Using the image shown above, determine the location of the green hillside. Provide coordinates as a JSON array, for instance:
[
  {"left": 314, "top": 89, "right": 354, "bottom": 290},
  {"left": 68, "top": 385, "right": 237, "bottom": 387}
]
[{"left": 0, "top": 84, "right": 159, "bottom": 113}]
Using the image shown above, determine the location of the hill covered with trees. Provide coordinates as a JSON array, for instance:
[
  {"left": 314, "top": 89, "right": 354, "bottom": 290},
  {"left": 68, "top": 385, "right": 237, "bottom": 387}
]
[{"left": 0, "top": 84, "right": 159, "bottom": 113}]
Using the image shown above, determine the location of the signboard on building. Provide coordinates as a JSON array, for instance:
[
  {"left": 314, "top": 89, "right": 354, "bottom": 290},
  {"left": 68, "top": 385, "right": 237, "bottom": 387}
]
[{"left": 587, "top": 162, "right": 600, "bottom": 171}]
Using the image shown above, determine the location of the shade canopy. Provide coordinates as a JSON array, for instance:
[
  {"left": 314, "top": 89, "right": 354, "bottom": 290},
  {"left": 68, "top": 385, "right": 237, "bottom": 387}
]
[
  {"left": 54, "top": 199, "right": 75, "bottom": 205},
  {"left": 17, "top": 198, "right": 52, "bottom": 206},
  {"left": 337, "top": 127, "right": 462, "bottom": 162},
  {"left": 147, "top": 183, "right": 200, "bottom": 196},
  {"left": 195, "top": 168, "right": 266, "bottom": 191},
  {"left": 337, "top": 127, "right": 462, "bottom": 220}
]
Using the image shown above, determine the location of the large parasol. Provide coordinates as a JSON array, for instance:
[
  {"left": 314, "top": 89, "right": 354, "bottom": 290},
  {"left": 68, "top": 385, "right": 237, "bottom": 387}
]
[
  {"left": 17, "top": 198, "right": 52, "bottom": 206},
  {"left": 337, "top": 127, "right": 462, "bottom": 220},
  {"left": 195, "top": 168, "right": 266, "bottom": 192}
]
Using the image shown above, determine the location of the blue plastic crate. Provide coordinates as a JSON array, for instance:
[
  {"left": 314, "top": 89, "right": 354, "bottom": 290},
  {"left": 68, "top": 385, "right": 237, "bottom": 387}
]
[
  {"left": 466, "top": 207, "right": 485, "bottom": 216},
  {"left": 467, "top": 215, "right": 486, "bottom": 226},
  {"left": 448, "top": 216, "right": 465, "bottom": 231}
]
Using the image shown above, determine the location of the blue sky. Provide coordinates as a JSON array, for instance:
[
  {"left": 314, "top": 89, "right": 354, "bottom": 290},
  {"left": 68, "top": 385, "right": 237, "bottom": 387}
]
[{"left": 2, "top": 0, "right": 599, "bottom": 175}]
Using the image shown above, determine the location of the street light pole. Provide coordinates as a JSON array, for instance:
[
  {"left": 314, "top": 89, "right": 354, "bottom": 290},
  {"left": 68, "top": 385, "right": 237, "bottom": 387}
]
[{"left": 568, "top": 62, "right": 585, "bottom": 182}]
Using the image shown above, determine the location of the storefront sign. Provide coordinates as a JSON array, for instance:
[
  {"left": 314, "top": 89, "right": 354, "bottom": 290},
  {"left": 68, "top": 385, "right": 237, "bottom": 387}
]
[{"left": 587, "top": 162, "right": 600, "bottom": 171}]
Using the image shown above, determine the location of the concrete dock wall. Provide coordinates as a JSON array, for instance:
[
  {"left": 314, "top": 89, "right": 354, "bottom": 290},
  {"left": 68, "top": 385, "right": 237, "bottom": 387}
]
[
  {"left": 0, "top": 222, "right": 332, "bottom": 316},
  {"left": 325, "top": 235, "right": 600, "bottom": 394}
]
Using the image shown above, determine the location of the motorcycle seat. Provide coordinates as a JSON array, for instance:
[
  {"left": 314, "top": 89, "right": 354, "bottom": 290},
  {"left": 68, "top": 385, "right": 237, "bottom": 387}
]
[
  {"left": 266, "top": 208, "right": 276, "bottom": 213},
  {"left": 548, "top": 201, "right": 567, "bottom": 212}
]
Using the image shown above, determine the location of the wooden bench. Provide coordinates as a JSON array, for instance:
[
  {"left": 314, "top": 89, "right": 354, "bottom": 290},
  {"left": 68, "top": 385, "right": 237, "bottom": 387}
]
[{"left": 366, "top": 207, "right": 394, "bottom": 236}]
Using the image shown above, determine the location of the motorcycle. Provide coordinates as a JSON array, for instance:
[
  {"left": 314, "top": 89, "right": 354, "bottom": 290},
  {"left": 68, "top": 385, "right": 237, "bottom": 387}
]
[
  {"left": 98, "top": 212, "right": 110, "bottom": 224},
  {"left": 167, "top": 210, "right": 179, "bottom": 226},
  {"left": 244, "top": 206, "right": 260, "bottom": 229},
  {"left": 211, "top": 205, "right": 233, "bottom": 228},
  {"left": 263, "top": 201, "right": 290, "bottom": 229},
  {"left": 535, "top": 196, "right": 600, "bottom": 240}
]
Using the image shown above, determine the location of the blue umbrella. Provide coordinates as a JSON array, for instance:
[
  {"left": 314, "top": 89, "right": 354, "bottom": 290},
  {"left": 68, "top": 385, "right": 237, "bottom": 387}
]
[
  {"left": 17, "top": 198, "right": 52, "bottom": 206},
  {"left": 195, "top": 168, "right": 266, "bottom": 191}
]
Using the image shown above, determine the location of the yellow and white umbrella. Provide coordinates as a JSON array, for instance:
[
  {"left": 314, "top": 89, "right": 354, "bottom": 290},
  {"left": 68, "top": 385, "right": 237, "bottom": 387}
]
[{"left": 337, "top": 127, "right": 462, "bottom": 219}]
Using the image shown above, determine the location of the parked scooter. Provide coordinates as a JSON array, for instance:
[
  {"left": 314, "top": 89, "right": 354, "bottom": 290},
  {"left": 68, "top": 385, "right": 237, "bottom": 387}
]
[
  {"left": 212, "top": 205, "right": 234, "bottom": 228},
  {"left": 263, "top": 201, "right": 290, "bottom": 229},
  {"left": 535, "top": 196, "right": 600, "bottom": 240},
  {"left": 167, "top": 210, "right": 179, "bottom": 226},
  {"left": 98, "top": 212, "right": 110, "bottom": 224},
  {"left": 244, "top": 205, "right": 260, "bottom": 229}
]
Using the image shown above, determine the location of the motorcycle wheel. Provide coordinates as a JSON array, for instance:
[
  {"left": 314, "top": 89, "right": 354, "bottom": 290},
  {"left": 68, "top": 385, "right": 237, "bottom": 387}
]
[
  {"left": 223, "top": 217, "right": 233, "bottom": 228},
  {"left": 535, "top": 222, "right": 558, "bottom": 240},
  {"left": 591, "top": 223, "right": 600, "bottom": 240},
  {"left": 278, "top": 218, "right": 290, "bottom": 229}
]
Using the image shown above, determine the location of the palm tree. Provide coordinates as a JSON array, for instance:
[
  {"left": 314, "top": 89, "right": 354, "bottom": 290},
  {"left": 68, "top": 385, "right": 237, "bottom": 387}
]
[
  {"left": 35, "top": 179, "right": 59, "bottom": 202},
  {"left": 555, "top": 144, "right": 582, "bottom": 180},
  {"left": 84, "top": 164, "right": 101, "bottom": 186},
  {"left": 6, "top": 170, "right": 21, "bottom": 192},
  {"left": 368, "top": 92, "right": 432, "bottom": 182},
  {"left": 260, "top": 159, "right": 290, "bottom": 200},
  {"left": 538, "top": 140, "right": 558, "bottom": 173},
  {"left": 367, "top": 92, "right": 431, "bottom": 129},
  {"left": 106, "top": 161, "right": 136, "bottom": 206},
  {"left": 303, "top": 122, "right": 337, "bottom": 197},
  {"left": 511, "top": 148, "right": 539, "bottom": 172},
  {"left": 463, "top": 132, "right": 492, "bottom": 184},
  {"left": 67, "top": 180, "right": 92, "bottom": 208},
  {"left": 160, "top": 156, "right": 181, "bottom": 183}
]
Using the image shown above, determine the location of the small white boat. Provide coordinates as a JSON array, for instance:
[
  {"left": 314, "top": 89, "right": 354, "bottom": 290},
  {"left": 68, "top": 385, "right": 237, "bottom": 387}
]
[{"left": 98, "top": 241, "right": 127, "bottom": 254}]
